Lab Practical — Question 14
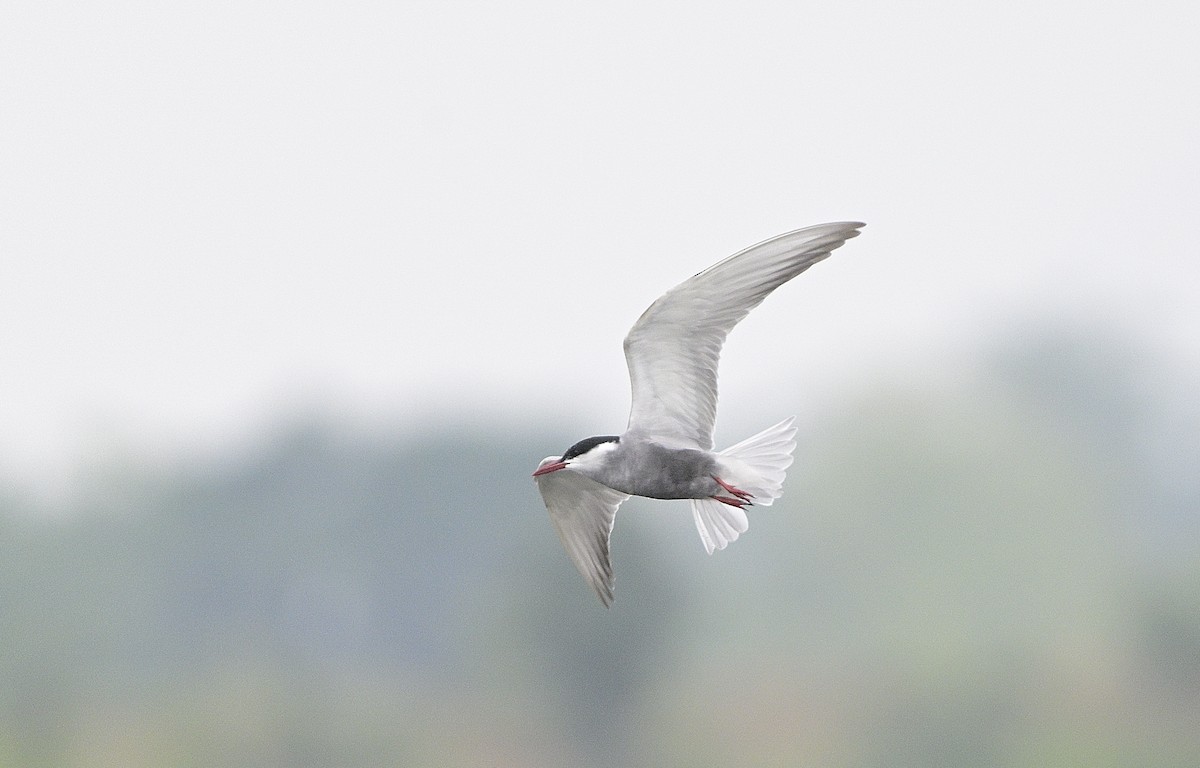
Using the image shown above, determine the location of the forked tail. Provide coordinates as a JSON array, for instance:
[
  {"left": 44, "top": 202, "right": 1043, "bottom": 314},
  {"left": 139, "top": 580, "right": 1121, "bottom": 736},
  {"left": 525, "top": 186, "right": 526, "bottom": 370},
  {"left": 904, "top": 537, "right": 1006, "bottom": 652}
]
[{"left": 690, "top": 416, "right": 798, "bottom": 554}]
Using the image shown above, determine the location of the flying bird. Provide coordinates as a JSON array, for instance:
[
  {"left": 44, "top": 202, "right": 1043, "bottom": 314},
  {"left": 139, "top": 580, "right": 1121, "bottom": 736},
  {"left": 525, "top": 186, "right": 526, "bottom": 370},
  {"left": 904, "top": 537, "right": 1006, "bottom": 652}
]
[{"left": 533, "top": 221, "right": 865, "bottom": 605}]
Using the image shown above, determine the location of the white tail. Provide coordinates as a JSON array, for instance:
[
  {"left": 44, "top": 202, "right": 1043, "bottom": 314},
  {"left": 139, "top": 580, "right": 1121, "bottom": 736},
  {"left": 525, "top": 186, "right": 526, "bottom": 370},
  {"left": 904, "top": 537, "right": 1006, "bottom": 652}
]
[{"left": 690, "top": 417, "right": 798, "bottom": 554}]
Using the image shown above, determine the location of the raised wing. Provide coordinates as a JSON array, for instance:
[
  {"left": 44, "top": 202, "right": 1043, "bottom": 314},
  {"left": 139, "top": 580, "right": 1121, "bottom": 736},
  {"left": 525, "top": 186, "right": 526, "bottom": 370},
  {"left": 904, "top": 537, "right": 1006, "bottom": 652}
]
[
  {"left": 623, "top": 221, "right": 864, "bottom": 449},
  {"left": 534, "top": 462, "right": 631, "bottom": 607}
]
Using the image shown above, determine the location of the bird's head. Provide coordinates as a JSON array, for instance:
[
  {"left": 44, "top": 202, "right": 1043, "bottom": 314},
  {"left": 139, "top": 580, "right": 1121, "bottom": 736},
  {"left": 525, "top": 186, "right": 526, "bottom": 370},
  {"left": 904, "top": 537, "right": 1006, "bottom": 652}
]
[{"left": 532, "top": 435, "right": 620, "bottom": 477}]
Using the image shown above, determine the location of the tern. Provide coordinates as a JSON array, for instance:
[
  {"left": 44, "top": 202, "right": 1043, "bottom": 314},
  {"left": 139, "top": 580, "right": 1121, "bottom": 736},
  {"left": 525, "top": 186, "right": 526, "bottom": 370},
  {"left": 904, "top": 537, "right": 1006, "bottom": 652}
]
[{"left": 533, "top": 221, "right": 864, "bottom": 605}]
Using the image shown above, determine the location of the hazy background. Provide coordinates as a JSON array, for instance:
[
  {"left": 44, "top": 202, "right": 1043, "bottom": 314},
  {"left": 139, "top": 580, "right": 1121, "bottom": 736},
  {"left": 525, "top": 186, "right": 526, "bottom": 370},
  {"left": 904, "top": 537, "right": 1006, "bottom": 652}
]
[{"left": 2, "top": 1, "right": 1198, "bottom": 766}]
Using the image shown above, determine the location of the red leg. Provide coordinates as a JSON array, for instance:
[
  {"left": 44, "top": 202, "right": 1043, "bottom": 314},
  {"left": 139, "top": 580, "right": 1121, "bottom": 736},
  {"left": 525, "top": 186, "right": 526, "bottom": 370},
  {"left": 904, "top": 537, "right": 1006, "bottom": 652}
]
[
  {"left": 712, "top": 475, "right": 754, "bottom": 502},
  {"left": 712, "top": 495, "right": 751, "bottom": 508}
]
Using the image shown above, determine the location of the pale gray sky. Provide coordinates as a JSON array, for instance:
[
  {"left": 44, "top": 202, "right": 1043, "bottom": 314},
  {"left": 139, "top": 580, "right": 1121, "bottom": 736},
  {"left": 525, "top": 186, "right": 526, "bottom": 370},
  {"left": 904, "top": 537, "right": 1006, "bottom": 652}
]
[{"left": 2, "top": 1, "right": 1198, "bottom": 486}]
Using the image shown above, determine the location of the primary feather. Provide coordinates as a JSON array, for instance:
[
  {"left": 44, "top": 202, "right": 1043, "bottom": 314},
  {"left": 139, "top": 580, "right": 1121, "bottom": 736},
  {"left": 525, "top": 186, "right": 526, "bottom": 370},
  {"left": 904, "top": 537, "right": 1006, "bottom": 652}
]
[
  {"left": 623, "top": 221, "right": 863, "bottom": 450},
  {"left": 534, "top": 458, "right": 630, "bottom": 606}
]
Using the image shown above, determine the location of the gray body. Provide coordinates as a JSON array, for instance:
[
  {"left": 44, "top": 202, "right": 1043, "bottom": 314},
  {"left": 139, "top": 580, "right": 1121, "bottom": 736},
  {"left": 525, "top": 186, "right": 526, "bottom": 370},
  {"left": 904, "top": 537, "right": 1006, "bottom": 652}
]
[{"left": 585, "top": 438, "right": 721, "bottom": 500}]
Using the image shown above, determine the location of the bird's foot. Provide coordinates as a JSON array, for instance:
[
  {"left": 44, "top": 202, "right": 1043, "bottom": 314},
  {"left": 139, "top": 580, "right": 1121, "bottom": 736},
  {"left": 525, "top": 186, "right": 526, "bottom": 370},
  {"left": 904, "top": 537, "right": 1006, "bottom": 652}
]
[
  {"left": 712, "top": 476, "right": 754, "bottom": 502},
  {"left": 712, "top": 495, "right": 752, "bottom": 508}
]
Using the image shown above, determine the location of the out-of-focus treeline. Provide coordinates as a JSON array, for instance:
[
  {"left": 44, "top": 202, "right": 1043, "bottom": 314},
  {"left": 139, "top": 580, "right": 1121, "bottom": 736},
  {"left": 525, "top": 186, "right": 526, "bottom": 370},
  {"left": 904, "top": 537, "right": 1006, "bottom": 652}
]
[{"left": 2, "top": 327, "right": 1197, "bottom": 767}]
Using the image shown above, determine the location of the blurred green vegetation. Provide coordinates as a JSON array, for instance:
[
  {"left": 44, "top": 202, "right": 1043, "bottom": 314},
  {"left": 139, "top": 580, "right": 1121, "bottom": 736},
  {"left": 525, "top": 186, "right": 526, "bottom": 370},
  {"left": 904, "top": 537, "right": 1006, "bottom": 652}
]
[{"left": 1, "top": 327, "right": 1197, "bottom": 767}]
